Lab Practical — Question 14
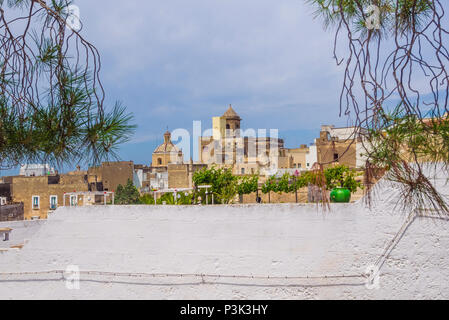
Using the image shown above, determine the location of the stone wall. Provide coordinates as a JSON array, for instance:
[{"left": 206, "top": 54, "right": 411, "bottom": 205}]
[
  {"left": 242, "top": 188, "right": 308, "bottom": 204},
  {"left": 0, "top": 203, "right": 24, "bottom": 222},
  {"left": 241, "top": 186, "right": 364, "bottom": 204},
  {"left": 168, "top": 163, "right": 207, "bottom": 189},
  {"left": 98, "top": 162, "right": 134, "bottom": 192},
  {"left": 87, "top": 162, "right": 134, "bottom": 192},
  {"left": 168, "top": 164, "right": 190, "bottom": 189}
]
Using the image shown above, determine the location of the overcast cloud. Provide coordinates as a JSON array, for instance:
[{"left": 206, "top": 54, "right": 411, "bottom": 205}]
[{"left": 62, "top": 1, "right": 349, "bottom": 166}]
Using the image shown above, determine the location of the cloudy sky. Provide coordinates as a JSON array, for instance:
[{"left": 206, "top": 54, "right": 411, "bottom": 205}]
[{"left": 9, "top": 0, "right": 353, "bottom": 174}]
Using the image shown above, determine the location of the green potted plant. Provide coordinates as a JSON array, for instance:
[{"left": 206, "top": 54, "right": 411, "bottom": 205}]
[{"left": 324, "top": 165, "right": 362, "bottom": 203}]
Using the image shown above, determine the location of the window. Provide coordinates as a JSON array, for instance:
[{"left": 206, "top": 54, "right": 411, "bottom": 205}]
[
  {"left": 334, "top": 153, "right": 339, "bottom": 161},
  {"left": 50, "top": 195, "right": 58, "bottom": 210},
  {"left": 32, "top": 196, "right": 40, "bottom": 210},
  {"left": 241, "top": 168, "right": 245, "bottom": 175},
  {"left": 70, "top": 195, "right": 77, "bottom": 206},
  {"left": 157, "top": 158, "right": 162, "bottom": 165},
  {"left": 226, "top": 124, "right": 230, "bottom": 129}
]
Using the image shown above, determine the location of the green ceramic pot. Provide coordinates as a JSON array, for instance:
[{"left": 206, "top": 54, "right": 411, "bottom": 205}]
[{"left": 330, "top": 187, "right": 351, "bottom": 203}]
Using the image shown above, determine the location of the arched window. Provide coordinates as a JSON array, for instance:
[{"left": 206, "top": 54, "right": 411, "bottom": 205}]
[
  {"left": 226, "top": 124, "right": 230, "bottom": 129},
  {"left": 157, "top": 158, "right": 162, "bottom": 165}
]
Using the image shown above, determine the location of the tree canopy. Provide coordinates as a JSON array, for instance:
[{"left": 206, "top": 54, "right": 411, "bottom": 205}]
[
  {"left": 0, "top": 0, "right": 135, "bottom": 170},
  {"left": 115, "top": 179, "right": 140, "bottom": 205}
]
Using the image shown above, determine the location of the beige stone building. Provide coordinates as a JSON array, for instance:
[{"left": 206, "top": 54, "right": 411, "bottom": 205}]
[
  {"left": 285, "top": 144, "right": 309, "bottom": 169},
  {"left": 152, "top": 131, "right": 183, "bottom": 167},
  {"left": 199, "top": 105, "right": 292, "bottom": 176},
  {"left": 198, "top": 107, "right": 368, "bottom": 174},
  {"left": 6, "top": 174, "right": 89, "bottom": 220},
  {"left": 136, "top": 132, "right": 206, "bottom": 192},
  {"left": 87, "top": 161, "right": 134, "bottom": 192},
  {"left": 0, "top": 161, "right": 137, "bottom": 220},
  {"left": 313, "top": 125, "right": 364, "bottom": 169},
  {"left": 168, "top": 162, "right": 207, "bottom": 189}
]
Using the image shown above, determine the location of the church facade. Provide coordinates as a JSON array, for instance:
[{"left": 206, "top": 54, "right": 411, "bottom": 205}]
[
  {"left": 198, "top": 105, "right": 294, "bottom": 175},
  {"left": 140, "top": 131, "right": 206, "bottom": 191}
]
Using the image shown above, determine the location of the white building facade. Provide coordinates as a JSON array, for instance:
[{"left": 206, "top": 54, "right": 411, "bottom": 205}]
[{"left": 19, "top": 164, "right": 55, "bottom": 177}]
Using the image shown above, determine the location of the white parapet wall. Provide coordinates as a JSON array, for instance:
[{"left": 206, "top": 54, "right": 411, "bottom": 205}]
[{"left": 0, "top": 165, "right": 449, "bottom": 299}]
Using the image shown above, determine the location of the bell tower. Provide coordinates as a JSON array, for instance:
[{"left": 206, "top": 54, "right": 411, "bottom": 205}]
[{"left": 222, "top": 104, "right": 241, "bottom": 137}]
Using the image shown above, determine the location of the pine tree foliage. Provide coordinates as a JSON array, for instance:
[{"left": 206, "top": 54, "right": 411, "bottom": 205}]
[{"left": 0, "top": 0, "right": 136, "bottom": 169}]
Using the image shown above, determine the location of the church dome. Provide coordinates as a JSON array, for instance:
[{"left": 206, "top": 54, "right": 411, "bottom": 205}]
[
  {"left": 154, "top": 143, "right": 180, "bottom": 153},
  {"left": 153, "top": 131, "right": 181, "bottom": 154}
]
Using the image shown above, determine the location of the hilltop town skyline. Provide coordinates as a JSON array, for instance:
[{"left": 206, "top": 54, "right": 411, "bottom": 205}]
[{"left": 0, "top": 104, "right": 349, "bottom": 177}]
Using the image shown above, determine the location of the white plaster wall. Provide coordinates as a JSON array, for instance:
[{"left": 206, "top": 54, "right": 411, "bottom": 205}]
[
  {"left": 330, "top": 127, "right": 356, "bottom": 140},
  {"left": 19, "top": 164, "right": 55, "bottom": 177},
  {"left": 306, "top": 145, "right": 317, "bottom": 169},
  {"left": 356, "top": 141, "right": 366, "bottom": 168},
  {"left": 133, "top": 169, "right": 143, "bottom": 189},
  {"left": 356, "top": 138, "right": 375, "bottom": 168},
  {"left": 0, "top": 165, "right": 448, "bottom": 300}
]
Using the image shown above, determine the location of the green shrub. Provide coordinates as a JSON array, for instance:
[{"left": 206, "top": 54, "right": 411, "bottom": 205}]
[
  {"left": 323, "top": 165, "right": 362, "bottom": 193},
  {"left": 115, "top": 179, "right": 140, "bottom": 205},
  {"left": 193, "top": 166, "right": 259, "bottom": 204}
]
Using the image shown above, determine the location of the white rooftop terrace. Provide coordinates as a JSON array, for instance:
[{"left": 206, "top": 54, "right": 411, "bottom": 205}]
[{"left": 0, "top": 164, "right": 448, "bottom": 299}]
